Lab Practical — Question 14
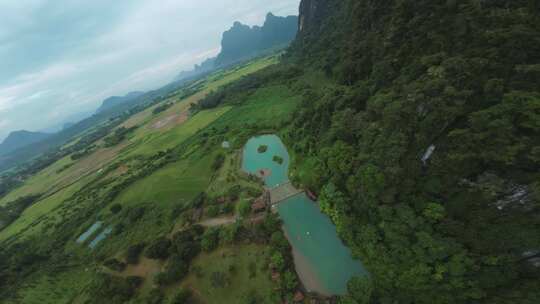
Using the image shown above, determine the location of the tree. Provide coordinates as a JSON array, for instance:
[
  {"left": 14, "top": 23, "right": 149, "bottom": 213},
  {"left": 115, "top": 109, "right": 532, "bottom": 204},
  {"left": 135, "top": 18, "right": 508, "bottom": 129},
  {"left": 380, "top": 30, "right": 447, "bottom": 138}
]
[
  {"left": 210, "top": 271, "right": 228, "bottom": 288},
  {"left": 171, "top": 288, "right": 192, "bottom": 304},
  {"left": 126, "top": 243, "right": 146, "bottom": 264},
  {"left": 345, "top": 276, "right": 373, "bottom": 304},
  {"left": 145, "top": 238, "right": 172, "bottom": 260},
  {"left": 110, "top": 203, "right": 122, "bottom": 214},
  {"left": 201, "top": 227, "right": 220, "bottom": 251},
  {"left": 212, "top": 153, "right": 225, "bottom": 171},
  {"left": 237, "top": 200, "right": 251, "bottom": 218},
  {"left": 145, "top": 288, "right": 165, "bottom": 304},
  {"left": 271, "top": 252, "right": 285, "bottom": 271}
]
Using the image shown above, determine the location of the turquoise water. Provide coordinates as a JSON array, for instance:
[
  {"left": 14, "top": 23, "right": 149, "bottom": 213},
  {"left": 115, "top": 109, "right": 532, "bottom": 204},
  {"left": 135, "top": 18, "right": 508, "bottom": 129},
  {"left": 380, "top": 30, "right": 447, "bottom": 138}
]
[
  {"left": 76, "top": 221, "right": 102, "bottom": 243},
  {"left": 89, "top": 227, "right": 113, "bottom": 249},
  {"left": 242, "top": 134, "right": 290, "bottom": 188},
  {"left": 277, "top": 193, "right": 367, "bottom": 295},
  {"left": 242, "top": 134, "right": 367, "bottom": 295}
]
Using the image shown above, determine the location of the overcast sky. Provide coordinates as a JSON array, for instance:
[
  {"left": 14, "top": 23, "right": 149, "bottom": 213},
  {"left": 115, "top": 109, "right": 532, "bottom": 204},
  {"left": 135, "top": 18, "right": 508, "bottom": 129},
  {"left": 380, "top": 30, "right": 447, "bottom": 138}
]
[{"left": 0, "top": 0, "right": 300, "bottom": 141}]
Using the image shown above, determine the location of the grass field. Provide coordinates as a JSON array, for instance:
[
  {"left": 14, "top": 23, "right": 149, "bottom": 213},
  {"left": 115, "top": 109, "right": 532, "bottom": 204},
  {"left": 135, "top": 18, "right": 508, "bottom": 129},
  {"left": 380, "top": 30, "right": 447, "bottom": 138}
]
[
  {"left": 182, "top": 244, "right": 278, "bottom": 304},
  {"left": 0, "top": 54, "right": 302, "bottom": 303},
  {"left": 0, "top": 156, "right": 74, "bottom": 206},
  {"left": 114, "top": 153, "right": 215, "bottom": 209},
  {"left": 0, "top": 173, "right": 96, "bottom": 241},
  {"left": 209, "top": 85, "right": 300, "bottom": 131},
  {"left": 13, "top": 266, "right": 95, "bottom": 304},
  {"left": 126, "top": 106, "right": 231, "bottom": 156}
]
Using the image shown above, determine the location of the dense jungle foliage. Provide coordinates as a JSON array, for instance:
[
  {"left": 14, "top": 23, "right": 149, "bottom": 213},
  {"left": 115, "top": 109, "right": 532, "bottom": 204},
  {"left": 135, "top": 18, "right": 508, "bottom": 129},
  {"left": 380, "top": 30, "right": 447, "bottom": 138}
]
[{"left": 284, "top": 0, "right": 540, "bottom": 303}]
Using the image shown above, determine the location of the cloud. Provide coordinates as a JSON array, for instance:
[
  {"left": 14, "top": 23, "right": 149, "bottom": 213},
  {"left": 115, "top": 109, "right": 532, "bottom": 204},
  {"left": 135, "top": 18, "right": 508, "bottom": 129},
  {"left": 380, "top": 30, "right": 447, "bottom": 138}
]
[{"left": 0, "top": 0, "right": 300, "bottom": 141}]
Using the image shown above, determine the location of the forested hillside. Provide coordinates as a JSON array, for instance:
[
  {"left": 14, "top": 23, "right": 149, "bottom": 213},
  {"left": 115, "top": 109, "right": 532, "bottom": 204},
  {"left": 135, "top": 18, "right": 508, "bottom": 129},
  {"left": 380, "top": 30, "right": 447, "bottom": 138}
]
[
  {"left": 284, "top": 0, "right": 540, "bottom": 303},
  {"left": 0, "top": 1, "right": 538, "bottom": 303}
]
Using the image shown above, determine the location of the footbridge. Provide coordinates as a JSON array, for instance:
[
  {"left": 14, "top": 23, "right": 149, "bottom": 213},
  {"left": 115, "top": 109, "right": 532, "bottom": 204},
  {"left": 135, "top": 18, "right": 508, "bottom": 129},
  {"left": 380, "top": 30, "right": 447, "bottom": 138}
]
[{"left": 269, "top": 181, "right": 303, "bottom": 206}]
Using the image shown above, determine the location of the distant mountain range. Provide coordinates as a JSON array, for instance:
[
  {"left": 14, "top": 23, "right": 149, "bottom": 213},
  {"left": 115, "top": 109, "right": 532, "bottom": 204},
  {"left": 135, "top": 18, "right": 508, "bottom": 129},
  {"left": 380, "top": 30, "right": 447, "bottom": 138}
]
[
  {"left": 175, "top": 12, "right": 298, "bottom": 83},
  {"left": 96, "top": 91, "right": 145, "bottom": 113},
  {"left": 0, "top": 131, "right": 50, "bottom": 156}
]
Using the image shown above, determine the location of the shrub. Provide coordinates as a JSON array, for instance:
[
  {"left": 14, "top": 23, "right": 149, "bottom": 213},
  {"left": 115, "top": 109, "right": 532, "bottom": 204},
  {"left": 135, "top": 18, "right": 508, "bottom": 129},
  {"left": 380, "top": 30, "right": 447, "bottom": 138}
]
[
  {"left": 272, "top": 155, "right": 284, "bottom": 164},
  {"left": 206, "top": 205, "right": 219, "bottom": 217},
  {"left": 145, "top": 288, "right": 165, "bottom": 304},
  {"left": 87, "top": 274, "right": 138, "bottom": 303},
  {"left": 125, "top": 276, "right": 144, "bottom": 289},
  {"left": 145, "top": 237, "right": 172, "bottom": 260},
  {"left": 171, "top": 288, "right": 192, "bottom": 304},
  {"left": 201, "top": 227, "right": 220, "bottom": 252},
  {"left": 110, "top": 204, "right": 122, "bottom": 214},
  {"left": 126, "top": 243, "right": 146, "bottom": 264},
  {"left": 103, "top": 258, "right": 126, "bottom": 272},
  {"left": 210, "top": 271, "right": 228, "bottom": 288},
  {"left": 212, "top": 153, "right": 225, "bottom": 171},
  {"left": 154, "top": 255, "right": 188, "bottom": 286},
  {"left": 237, "top": 201, "right": 251, "bottom": 218},
  {"left": 257, "top": 145, "right": 268, "bottom": 153}
]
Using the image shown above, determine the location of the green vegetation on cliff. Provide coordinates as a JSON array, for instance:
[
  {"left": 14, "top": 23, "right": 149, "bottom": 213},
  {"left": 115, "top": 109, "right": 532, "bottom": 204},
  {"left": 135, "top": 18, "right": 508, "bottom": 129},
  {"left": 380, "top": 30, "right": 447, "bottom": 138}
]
[{"left": 284, "top": 0, "right": 540, "bottom": 303}]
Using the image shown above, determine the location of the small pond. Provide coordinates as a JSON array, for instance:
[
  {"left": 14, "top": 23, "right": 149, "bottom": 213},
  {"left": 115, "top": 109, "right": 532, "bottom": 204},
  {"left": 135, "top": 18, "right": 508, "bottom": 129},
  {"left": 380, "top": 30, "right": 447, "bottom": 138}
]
[
  {"left": 242, "top": 134, "right": 367, "bottom": 295},
  {"left": 76, "top": 221, "right": 102, "bottom": 243},
  {"left": 242, "top": 134, "right": 290, "bottom": 188}
]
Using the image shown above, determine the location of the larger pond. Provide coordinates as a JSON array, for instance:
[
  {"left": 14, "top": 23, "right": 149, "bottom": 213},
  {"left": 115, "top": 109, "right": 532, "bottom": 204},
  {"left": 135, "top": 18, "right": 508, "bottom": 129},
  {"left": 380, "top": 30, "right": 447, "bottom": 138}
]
[
  {"left": 242, "top": 134, "right": 290, "bottom": 188},
  {"left": 242, "top": 134, "right": 367, "bottom": 296}
]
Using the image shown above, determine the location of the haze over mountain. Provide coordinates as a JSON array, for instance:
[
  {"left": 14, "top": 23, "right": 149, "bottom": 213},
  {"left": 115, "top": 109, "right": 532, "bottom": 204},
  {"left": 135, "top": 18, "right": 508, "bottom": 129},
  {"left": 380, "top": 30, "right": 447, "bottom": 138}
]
[
  {"left": 0, "top": 130, "right": 50, "bottom": 156},
  {"left": 96, "top": 91, "right": 144, "bottom": 113},
  {"left": 0, "top": 10, "right": 299, "bottom": 171},
  {"left": 174, "top": 12, "right": 298, "bottom": 83},
  {"left": 0, "top": 0, "right": 301, "bottom": 142}
]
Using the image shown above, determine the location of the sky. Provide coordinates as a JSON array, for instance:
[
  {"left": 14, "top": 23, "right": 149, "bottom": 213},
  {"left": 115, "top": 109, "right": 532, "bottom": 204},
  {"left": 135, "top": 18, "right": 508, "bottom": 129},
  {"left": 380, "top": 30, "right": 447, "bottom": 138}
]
[{"left": 0, "top": 0, "right": 300, "bottom": 141}]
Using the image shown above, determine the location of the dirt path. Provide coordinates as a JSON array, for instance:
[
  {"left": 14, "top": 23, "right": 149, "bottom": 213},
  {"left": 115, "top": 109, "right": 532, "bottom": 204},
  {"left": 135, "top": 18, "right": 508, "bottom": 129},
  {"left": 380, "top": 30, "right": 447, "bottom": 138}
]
[
  {"left": 150, "top": 111, "right": 189, "bottom": 130},
  {"left": 198, "top": 216, "right": 238, "bottom": 227}
]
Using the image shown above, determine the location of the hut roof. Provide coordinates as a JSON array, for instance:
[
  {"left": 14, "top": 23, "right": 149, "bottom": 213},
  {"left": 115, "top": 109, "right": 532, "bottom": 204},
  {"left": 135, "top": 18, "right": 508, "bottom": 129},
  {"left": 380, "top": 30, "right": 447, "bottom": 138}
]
[
  {"left": 251, "top": 201, "right": 267, "bottom": 212},
  {"left": 294, "top": 291, "right": 305, "bottom": 302}
]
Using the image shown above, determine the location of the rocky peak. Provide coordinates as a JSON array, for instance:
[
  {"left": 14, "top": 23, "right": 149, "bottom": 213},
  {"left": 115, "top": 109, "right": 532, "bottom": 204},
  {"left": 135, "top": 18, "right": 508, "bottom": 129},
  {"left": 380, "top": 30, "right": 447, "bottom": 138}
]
[{"left": 298, "top": 0, "right": 329, "bottom": 33}]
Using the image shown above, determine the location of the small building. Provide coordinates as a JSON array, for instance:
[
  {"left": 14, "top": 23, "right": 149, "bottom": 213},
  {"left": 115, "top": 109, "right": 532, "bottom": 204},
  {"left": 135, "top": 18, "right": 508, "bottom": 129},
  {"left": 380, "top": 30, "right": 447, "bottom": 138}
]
[
  {"left": 251, "top": 201, "right": 267, "bottom": 213},
  {"left": 306, "top": 190, "right": 317, "bottom": 201},
  {"left": 221, "top": 141, "right": 231, "bottom": 149},
  {"left": 294, "top": 291, "right": 305, "bottom": 302},
  {"left": 421, "top": 144, "right": 436, "bottom": 164}
]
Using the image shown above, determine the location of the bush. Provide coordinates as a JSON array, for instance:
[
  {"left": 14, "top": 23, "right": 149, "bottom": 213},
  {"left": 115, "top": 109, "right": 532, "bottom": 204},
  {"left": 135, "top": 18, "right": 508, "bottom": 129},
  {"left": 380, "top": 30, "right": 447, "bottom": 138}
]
[
  {"left": 126, "top": 276, "right": 144, "bottom": 289},
  {"left": 257, "top": 145, "right": 268, "bottom": 153},
  {"left": 152, "top": 102, "right": 173, "bottom": 115},
  {"left": 86, "top": 274, "right": 138, "bottom": 303},
  {"left": 201, "top": 227, "right": 220, "bottom": 252},
  {"left": 206, "top": 205, "right": 219, "bottom": 217},
  {"left": 190, "top": 192, "right": 206, "bottom": 208},
  {"left": 171, "top": 288, "right": 192, "bottom": 304},
  {"left": 212, "top": 153, "right": 225, "bottom": 171},
  {"left": 272, "top": 155, "right": 284, "bottom": 164},
  {"left": 145, "top": 288, "right": 165, "bottom": 304},
  {"left": 210, "top": 271, "right": 228, "bottom": 288},
  {"left": 126, "top": 243, "right": 146, "bottom": 264},
  {"left": 103, "top": 258, "right": 126, "bottom": 272},
  {"left": 237, "top": 201, "right": 251, "bottom": 218},
  {"left": 154, "top": 255, "right": 189, "bottom": 286},
  {"left": 145, "top": 237, "right": 172, "bottom": 260},
  {"left": 110, "top": 204, "right": 122, "bottom": 214},
  {"left": 126, "top": 207, "right": 146, "bottom": 223}
]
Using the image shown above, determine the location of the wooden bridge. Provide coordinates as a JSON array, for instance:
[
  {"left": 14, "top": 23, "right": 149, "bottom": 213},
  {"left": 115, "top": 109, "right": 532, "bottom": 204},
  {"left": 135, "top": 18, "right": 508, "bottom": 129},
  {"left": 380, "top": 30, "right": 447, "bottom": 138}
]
[{"left": 269, "top": 181, "right": 303, "bottom": 206}]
